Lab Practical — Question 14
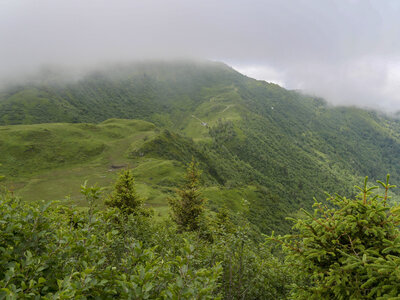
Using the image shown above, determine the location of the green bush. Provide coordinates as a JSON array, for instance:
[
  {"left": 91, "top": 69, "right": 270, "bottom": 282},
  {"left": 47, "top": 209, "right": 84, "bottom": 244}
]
[
  {"left": 0, "top": 177, "right": 294, "bottom": 299},
  {"left": 0, "top": 190, "right": 222, "bottom": 299},
  {"left": 274, "top": 176, "right": 400, "bottom": 299}
]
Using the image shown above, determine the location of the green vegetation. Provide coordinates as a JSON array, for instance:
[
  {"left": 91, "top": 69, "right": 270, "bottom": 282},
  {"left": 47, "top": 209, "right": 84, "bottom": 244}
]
[
  {"left": 0, "top": 189, "right": 223, "bottom": 299},
  {"left": 3, "top": 60, "right": 400, "bottom": 298},
  {"left": 106, "top": 169, "right": 147, "bottom": 215},
  {"left": 2, "top": 60, "right": 400, "bottom": 236},
  {"left": 0, "top": 164, "right": 4, "bottom": 181},
  {"left": 3, "top": 163, "right": 400, "bottom": 298},
  {"left": 0, "top": 61, "right": 242, "bottom": 126},
  {"left": 0, "top": 175, "right": 292, "bottom": 299},
  {"left": 274, "top": 176, "right": 400, "bottom": 299},
  {"left": 168, "top": 159, "right": 206, "bottom": 232}
]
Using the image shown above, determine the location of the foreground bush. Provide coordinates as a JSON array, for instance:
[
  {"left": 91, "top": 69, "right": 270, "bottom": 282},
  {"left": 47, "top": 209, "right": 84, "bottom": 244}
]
[
  {"left": 0, "top": 187, "right": 294, "bottom": 299},
  {"left": 275, "top": 176, "right": 400, "bottom": 299},
  {"left": 0, "top": 192, "right": 222, "bottom": 299}
]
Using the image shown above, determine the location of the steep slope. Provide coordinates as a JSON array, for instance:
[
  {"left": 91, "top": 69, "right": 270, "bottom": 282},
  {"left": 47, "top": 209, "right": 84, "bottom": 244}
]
[
  {"left": 2, "top": 60, "right": 400, "bottom": 233},
  {"left": 0, "top": 61, "right": 241, "bottom": 125},
  {"left": 0, "top": 118, "right": 282, "bottom": 231}
]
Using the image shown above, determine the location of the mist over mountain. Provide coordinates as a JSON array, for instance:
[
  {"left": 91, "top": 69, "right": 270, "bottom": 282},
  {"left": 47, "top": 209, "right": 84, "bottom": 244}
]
[
  {"left": 2, "top": 60, "right": 400, "bottom": 236},
  {"left": 4, "top": 1, "right": 400, "bottom": 296},
  {"left": 2, "top": 0, "right": 400, "bottom": 111}
]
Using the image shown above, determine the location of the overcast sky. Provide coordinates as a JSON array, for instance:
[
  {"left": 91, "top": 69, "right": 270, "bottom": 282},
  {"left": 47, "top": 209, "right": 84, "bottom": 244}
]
[{"left": 1, "top": 0, "right": 400, "bottom": 111}]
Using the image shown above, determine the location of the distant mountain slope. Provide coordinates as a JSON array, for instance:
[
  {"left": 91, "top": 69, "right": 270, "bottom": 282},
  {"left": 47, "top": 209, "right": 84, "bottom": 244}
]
[
  {"left": 0, "top": 61, "right": 242, "bottom": 125},
  {"left": 0, "top": 118, "right": 288, "bottom": 232},
  {"left": 2, "top": 60, "right": 400, "bottom": 233}
]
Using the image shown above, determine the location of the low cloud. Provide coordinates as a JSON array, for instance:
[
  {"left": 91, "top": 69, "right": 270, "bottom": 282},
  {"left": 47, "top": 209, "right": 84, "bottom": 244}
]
[{"left": 1, "top": 0, "right": 400, "bottom": 111}]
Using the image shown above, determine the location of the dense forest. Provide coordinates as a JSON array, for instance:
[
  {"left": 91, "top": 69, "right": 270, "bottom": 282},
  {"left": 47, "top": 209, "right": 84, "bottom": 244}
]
[
  {"left": 2, "top": 61, "right": 400, "bottom": 298},
  {"left": 2, "top": 165, "right": 400, "bottom": 298}
]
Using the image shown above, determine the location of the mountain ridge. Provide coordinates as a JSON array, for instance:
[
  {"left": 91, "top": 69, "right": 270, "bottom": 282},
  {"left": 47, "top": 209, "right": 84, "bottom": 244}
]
[{"left": 2, "top": 60, "right": 400, "bottom": 234}]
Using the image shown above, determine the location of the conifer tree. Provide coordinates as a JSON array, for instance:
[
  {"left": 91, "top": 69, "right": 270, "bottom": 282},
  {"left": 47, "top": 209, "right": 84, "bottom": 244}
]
[
  {"left": 169, "top": 158, "right": 206, "bottom": 231},
  {"left": 106, "top": 169, "right": 143, "bottom": 215},
  {"left": 273, "top": 175, "right": 400, "bottom": 299}
]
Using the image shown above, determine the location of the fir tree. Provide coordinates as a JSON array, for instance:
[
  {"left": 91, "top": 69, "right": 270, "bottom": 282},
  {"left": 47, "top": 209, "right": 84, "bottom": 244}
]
[
  {"left": 168, "top": 158, "right": 206, "bottom": 231},
  {"left": 106, "top": 169, "right": 144, "bottom": 215},
  {"left": 273, "top": 175, "right": 400, "bottom": 299}
]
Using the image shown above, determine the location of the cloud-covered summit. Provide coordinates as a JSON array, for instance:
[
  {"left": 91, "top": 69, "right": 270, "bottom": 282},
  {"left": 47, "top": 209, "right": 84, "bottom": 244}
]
[{"left": 2, "top": 0, "right": 400, "bottom": 111}]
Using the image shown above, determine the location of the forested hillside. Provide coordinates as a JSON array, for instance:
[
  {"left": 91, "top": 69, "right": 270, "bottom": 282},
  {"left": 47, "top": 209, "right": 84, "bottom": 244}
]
[{"left": 2, "top": 61, "right": 400, "bottom": 234}]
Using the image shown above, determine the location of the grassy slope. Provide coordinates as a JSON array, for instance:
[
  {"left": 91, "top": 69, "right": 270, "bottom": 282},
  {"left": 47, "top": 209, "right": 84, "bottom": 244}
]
[
  {"left": 2, "top": 61, "right": 400, "bottom": 233},
  {"left": 0, "top": 119, "right": 265, "bottom": 222},
  {"left": 0, "top": 119, "right": 168, "bottom": 206}
]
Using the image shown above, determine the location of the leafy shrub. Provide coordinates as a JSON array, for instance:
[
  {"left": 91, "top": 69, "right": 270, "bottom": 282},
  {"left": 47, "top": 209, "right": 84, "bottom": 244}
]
[{"left": 0, "top": 189, "right": 222, "bottom": 299}]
